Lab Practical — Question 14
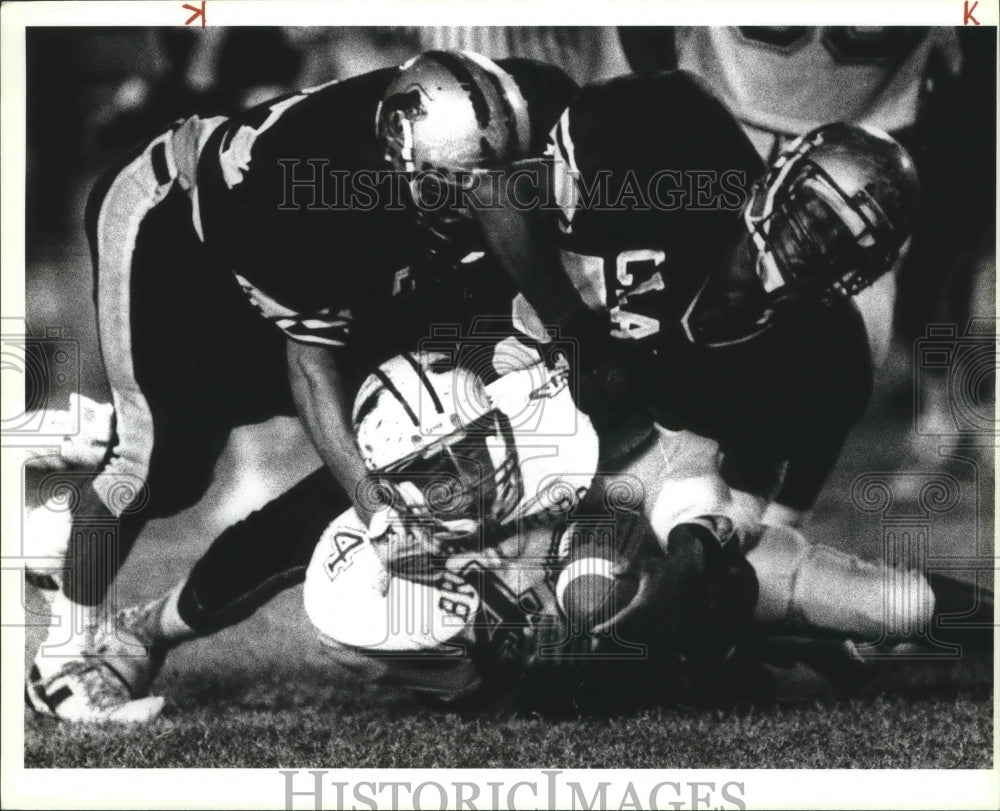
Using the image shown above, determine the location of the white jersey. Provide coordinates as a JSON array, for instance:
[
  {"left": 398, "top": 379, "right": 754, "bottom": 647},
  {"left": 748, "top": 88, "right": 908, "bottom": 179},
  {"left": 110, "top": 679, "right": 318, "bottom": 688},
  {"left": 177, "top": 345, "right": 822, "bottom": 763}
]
[
  {"left": 303, "top": 507, "right": 566, "bottom": 702},
  {"left": 676, "top": 27, "right": 961, "bottom": 156},
  {"left": 303, "top": 346, "right": 600, "bottom": 701}
]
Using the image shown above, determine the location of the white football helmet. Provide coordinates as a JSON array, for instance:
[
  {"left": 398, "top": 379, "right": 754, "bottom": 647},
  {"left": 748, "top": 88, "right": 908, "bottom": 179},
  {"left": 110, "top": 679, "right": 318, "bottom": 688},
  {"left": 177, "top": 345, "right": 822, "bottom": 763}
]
[
  {"left": 353, "top": 351, "right": 522, "bottom": 541},
  {"left": 353, "top": 347, "right": 599, "bottom": 544}
]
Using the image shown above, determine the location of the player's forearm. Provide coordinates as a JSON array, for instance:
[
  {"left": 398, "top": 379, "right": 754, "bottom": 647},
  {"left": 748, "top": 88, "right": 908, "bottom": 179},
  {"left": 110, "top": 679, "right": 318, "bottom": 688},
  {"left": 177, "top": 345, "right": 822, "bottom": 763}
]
[
  {"left": 470, "top": 170, "right": 592, "bottom": 329},
  {"left": 287, "top": 340, "right": 374, "bottom": 525}
]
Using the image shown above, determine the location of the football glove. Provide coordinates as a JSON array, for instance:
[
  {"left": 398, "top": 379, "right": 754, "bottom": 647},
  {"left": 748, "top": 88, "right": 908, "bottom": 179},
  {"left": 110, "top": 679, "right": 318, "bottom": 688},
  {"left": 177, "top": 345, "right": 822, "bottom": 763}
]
[{"left": 590, "top": 515, "right": 759, "bottom": 680}]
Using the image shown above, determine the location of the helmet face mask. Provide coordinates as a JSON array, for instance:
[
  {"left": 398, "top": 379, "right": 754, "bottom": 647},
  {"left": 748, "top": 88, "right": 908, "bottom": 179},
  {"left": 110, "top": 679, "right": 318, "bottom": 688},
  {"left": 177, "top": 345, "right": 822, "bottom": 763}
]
[
  {"left": 744, "top": 123, "right": 919, "bottom": 308},
  {"left": 378, "top": 411, "right": 523, "bottom": 538},
  {"left": 683, "top": 123, "right": 918, "bottom": 348},
  {"left": 353, "top": 352, "right": 524, "bottom": 544},
  {"left": 407, "top": 170, "right": 479, "bottom": 244},
  {"left": 751, "top": 164, "right": 891, "bottom": 301}
]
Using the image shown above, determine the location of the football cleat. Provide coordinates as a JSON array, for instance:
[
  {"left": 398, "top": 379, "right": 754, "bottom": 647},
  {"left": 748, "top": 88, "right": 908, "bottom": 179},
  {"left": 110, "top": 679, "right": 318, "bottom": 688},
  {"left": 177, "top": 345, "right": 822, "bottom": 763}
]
[
  {"left": 95, "top": 603, "right": 170, "bottom": 699},
  {"left": 27, "top": 603, "right": 168, "bottom": 723},
  {"left": 26, "top": 657, "right": 164, "bottom": 723}
]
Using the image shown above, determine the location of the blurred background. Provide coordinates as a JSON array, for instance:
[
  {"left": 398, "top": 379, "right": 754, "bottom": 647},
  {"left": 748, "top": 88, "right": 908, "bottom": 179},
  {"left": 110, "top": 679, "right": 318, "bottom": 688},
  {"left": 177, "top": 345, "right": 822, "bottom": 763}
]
[{"left": 22, "top": 24, "right": 996, "bottom": 599}]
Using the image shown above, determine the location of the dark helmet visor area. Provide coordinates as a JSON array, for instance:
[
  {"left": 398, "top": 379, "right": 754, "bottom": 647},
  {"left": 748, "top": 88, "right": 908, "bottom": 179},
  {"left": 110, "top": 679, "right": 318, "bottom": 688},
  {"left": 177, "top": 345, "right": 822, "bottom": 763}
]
[
  {"left": 406, "top": 172, "right": 482, "bottom": 250},
  {"left": 378, "top": 412, "right": 522, "bottom": 529},
  {"left": 757, "top": 164, "right": 895, "bottom": 301}
]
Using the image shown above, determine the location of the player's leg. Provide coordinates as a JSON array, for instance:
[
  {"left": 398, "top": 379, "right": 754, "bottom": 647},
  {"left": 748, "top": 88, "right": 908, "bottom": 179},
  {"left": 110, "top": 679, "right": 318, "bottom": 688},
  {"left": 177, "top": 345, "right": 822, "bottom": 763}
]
[
  {"left": 606, "top": 424, "right": 774, "bottom": 551},
  {"left": 36, "top": 234, "right": 353, "bottom": 718},
  {"left": 115, "top": 464, "right": 350, "bottom": 649},
  {"left": 82, "top": 276, "right": 356, "bottom": 696},
  {"left": 745, "top": 523, "right": 994, "bottom": 652},
  {"left": 27, "top": 122, "right": 238, "bottom": 721}
]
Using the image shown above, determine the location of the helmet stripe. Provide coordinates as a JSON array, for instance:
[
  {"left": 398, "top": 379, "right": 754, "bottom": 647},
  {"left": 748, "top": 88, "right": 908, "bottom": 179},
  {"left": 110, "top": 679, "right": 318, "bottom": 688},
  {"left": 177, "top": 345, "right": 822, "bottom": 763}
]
[
  {"left": 424, "top": 50, "right": 491, "bottom": 127},
  {"left": 402, "top": 352, "right": 446, "bottom": 414},
  {"left": 462, "top": 51, "right": 523, "bottom": 157},
  {"left": 373, "top": 368, "right": 420, "bottom": 427}
]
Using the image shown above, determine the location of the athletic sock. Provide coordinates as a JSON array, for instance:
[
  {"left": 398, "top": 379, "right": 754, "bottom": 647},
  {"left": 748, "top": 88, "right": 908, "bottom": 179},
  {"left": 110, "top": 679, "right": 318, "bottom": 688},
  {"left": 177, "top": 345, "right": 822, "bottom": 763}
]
[{"left": 119, "top": 581, "right": 197, "bottom": 646}]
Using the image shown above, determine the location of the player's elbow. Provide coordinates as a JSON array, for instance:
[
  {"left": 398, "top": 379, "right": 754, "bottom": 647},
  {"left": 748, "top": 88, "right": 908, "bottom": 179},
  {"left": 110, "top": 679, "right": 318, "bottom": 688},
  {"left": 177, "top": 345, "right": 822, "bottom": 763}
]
[{"left": 286, "top": 338, "right": 339, "bottom": 389}]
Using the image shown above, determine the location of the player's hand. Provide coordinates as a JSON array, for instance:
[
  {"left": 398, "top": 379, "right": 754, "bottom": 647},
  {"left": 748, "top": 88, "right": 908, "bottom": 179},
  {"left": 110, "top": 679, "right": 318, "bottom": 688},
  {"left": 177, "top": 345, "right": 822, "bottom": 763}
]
[
  {"left": 364, "top": 502, "right": 439, "bottom": 591},
  {"left": 589, "top": 518, "right": 759, "bottom": 673}
]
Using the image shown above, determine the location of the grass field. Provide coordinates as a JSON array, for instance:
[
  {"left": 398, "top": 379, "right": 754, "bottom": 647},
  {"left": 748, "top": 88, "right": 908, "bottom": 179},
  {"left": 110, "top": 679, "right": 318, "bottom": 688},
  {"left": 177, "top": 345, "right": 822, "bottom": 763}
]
[
  {"left": 21, "top": 376, "right": 996, "bottom": 770},
  {"left": 24, "top": 652, "right": 994, "bottom": 769}
]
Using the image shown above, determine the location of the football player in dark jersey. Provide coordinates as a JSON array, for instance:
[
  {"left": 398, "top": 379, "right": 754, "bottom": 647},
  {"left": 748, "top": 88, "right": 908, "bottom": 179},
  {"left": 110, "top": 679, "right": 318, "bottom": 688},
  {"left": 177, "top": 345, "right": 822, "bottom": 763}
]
[
  {"left": 470, "top": 70, "right": 898, "bottom": 510},
  {"left": 468, "top": 70, "right": 991, "bottom": 671},
  {"left": 25, "top": 51, "right": 578, "bottom": 721}
]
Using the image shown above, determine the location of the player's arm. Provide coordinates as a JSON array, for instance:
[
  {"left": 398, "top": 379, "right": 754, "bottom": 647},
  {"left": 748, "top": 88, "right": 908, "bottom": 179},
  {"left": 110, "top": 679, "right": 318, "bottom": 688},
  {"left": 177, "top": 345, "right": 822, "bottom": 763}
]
[
  {"left": 763, "top": 434, "right": 849, "bottom": 528},
  {"left": 224, "top": 268, "right": 377, "bottom": 526},
  {"left": 287, "top": 340, "right": 375, "bottom": 526},
  {"left": 764, "top": 370, "right": 871, "bottom": 527},
  {"left": 469, "top": 168, "right": 653, "bottom": 448},
  {"left": 469, "top": 167, "right": 598, "bottom": 331}
]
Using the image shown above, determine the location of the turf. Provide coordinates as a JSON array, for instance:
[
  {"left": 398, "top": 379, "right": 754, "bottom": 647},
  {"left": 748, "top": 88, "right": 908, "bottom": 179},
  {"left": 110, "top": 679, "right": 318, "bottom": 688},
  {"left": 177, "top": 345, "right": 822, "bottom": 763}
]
[{"left": 23, "top": 655, "right": 994, "bottom": 769}]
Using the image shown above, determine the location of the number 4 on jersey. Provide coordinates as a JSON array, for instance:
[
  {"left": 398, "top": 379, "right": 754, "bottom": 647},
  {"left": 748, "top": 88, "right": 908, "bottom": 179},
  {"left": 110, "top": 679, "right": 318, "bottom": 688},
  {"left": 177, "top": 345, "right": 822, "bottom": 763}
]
[{"left": 564, "top": 248, "right": 666, "bottom": 340}]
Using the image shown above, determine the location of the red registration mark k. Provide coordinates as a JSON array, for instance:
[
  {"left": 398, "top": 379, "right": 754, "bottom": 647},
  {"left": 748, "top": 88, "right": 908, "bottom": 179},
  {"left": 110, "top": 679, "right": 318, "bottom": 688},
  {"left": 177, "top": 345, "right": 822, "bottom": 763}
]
[
  {"left": 963, "top": 1, "right": 979, "bottom": 25},
  {"left": 183, "top": 1, "right": 207, "bottom": 27}
]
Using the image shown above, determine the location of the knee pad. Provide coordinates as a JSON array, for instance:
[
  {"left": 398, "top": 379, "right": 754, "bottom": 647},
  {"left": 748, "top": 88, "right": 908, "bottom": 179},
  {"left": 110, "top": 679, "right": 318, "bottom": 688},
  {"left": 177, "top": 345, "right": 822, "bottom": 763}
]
[{"left": 746, "top": 525, "right": 935, "bottom": 640}]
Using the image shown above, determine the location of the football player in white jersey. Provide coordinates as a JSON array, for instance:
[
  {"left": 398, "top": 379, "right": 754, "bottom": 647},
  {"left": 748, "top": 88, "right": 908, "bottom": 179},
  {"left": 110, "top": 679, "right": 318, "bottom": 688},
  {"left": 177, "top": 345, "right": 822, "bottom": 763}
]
[{"left": 303, "top": 347, "right": 602, "bottom": 708}]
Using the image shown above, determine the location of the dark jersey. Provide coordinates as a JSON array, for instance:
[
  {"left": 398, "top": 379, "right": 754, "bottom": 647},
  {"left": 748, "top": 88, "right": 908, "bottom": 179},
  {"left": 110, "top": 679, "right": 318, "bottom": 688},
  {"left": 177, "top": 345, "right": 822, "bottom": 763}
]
[
  {"left": 545, "top": 70, "right": 874, "bottom": 509},
  {"left": 547, "top": 70, "right": 764, "bottom": 342},
  {"left": 194, "top": 60, "right": 577, "bottom": 373}
]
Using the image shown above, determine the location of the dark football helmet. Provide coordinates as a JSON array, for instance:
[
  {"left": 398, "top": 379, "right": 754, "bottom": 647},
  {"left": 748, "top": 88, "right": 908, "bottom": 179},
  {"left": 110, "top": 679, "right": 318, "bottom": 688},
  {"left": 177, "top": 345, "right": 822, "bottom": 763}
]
[
  {"left": 745, "top": 122, "right": 920, "bottom": 304},
  {"left": 375, "top": 50, "right": 531, "bottom": 243}
]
